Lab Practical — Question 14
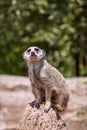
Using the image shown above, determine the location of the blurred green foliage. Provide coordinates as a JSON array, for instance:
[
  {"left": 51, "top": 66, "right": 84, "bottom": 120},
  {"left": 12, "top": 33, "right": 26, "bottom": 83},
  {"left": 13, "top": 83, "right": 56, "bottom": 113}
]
[
  {"left": 0, "top": 0, "right": 87, "bottom": 77},
  {"left": 76, "top": 109, "right": 87, "bottom": 116}
]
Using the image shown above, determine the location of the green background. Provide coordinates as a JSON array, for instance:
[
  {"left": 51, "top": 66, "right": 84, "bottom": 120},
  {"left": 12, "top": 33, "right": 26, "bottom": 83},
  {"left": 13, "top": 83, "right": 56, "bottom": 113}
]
[{"left": 0, "top": 0, "right": 87, "bottom": 77}]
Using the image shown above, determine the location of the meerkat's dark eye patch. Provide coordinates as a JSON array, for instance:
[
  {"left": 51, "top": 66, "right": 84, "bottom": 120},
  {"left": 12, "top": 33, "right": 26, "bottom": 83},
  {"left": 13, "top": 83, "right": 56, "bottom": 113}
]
[
  {"left": 27, "top": 49, "right": 31, "bottom": 53},
  {"left": 35, "top": 48, "right": 39, "bottom": 52}
]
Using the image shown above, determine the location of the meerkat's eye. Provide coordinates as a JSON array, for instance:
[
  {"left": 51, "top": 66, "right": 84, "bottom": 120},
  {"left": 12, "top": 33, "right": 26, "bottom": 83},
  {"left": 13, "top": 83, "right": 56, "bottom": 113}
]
[
  {"left": 27, "top": 49, "right": 31, "bottom": 53},
  {"left": 35, "top": 48, "right": 39, "bottom": 52}
]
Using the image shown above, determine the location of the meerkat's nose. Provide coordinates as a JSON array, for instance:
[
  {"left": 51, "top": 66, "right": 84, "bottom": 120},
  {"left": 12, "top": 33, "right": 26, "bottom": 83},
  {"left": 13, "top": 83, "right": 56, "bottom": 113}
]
[{"left": 31, "top": 51, "right": 35, "bottom": 56}]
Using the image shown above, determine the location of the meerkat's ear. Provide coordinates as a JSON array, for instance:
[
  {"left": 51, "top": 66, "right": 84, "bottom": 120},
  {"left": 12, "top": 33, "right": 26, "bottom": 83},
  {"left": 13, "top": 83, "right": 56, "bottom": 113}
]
[{"left": 42, "top": 50, "right": 46, "bottom": 57}]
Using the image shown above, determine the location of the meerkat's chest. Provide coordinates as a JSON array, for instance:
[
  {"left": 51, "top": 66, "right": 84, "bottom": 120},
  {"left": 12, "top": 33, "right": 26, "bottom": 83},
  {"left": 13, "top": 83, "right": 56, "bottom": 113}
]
[{"left": 29, "top": 68, "right": 44, "bottom": 89}]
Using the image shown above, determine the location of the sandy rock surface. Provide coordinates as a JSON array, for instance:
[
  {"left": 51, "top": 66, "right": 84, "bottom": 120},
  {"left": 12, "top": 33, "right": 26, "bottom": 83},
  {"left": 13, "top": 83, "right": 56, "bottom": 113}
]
[{"left": 17, "top": 104, "right": 67, "bottom": 130}]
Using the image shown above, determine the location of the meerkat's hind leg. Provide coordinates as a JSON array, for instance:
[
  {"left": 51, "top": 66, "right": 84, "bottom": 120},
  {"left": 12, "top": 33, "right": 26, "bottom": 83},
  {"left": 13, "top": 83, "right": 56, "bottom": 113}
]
[
  {"left": 55, "top": 95, "right": 68, "bottom": 112},
  {"left": 56, "top": 104, "right": 65, "bottom": 112}
]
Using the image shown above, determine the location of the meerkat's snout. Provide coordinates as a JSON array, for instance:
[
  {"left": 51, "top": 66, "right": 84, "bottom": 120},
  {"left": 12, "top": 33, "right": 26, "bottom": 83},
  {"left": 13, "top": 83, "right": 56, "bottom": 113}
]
[{"left": 31, "top": 51, "right": 35, "bottom": 56}]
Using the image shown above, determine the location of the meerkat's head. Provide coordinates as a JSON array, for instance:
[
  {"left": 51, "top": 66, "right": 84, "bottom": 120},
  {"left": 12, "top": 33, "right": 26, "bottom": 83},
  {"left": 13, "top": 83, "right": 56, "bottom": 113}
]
[{"left": 23, "top": 46, "right": 45, "bottom": 63}]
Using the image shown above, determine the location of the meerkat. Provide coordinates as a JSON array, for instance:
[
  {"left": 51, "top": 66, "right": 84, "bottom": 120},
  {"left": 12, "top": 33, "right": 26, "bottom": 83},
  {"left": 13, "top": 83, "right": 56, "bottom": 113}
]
[{"left": 23, "top": 46, "right": 69, "bottom": 113}]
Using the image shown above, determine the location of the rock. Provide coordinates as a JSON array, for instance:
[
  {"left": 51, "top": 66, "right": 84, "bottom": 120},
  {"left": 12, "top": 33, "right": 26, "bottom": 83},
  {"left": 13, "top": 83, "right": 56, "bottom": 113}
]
[{"left": 17, "top": 104, "right": 67, "bottom": 130}]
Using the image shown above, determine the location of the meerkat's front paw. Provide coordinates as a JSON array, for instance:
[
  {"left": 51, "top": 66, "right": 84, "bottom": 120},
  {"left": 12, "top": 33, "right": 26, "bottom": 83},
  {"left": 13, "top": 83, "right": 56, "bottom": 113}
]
[
  {"left": 44, "top": 101, "right": 51, "bottom": 113},
  {"left": 29, "top": 100, "right": 40, "bottom": 109},
  {"left": 29, "top": 100, "right": 36, "bottom": 107}
]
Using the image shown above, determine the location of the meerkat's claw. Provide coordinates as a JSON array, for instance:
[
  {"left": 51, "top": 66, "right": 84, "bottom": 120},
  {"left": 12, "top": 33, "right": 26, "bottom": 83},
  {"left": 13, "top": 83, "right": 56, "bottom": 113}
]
[
  {"left": 34, "top": 99, "right": 45, "bottom": 108},
  {"left": 44, "top": 106, "right": 51, "bottom": 113},
  {"left": 29, "top": 100, "right": 36, "bottom": 107},
  {"left": 29, "top": 100, "right": 41, "bottom": 109},
  {"left": 44, "top": 101, "right": 51, "bottom": 113},
  {"left": 34, "top": 102, "right": 40, "bottom": 109}
]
